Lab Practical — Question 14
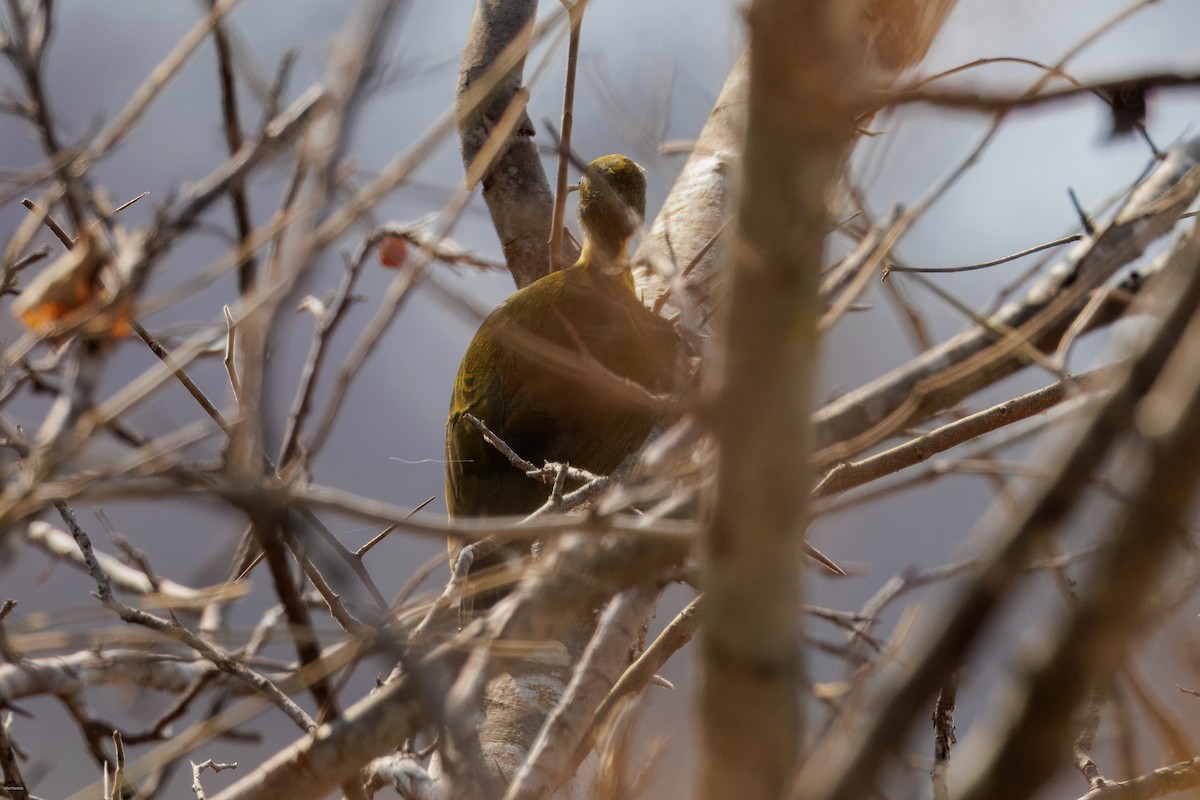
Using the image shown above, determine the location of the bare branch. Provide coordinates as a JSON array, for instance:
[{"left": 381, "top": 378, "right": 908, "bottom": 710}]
[
  {"left": 457, "top": 0, "right": 570, "bottom": 287},
  {"left": 791, "top": 217, "right": 1200, "bottom": 800},
  {"left": 814, "top": 136, "right": 1200, "bottom": 462},
  {"left": 700, "top": 3, "right": 861, "bottom": 797},
  {"left": 503, "top": 583, "right": 658, "bottom": 799}
]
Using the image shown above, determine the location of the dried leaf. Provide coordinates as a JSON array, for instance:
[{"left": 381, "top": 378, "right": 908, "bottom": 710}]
[{"left": 12, "top": 225, "right": 134, "bottom": 339}]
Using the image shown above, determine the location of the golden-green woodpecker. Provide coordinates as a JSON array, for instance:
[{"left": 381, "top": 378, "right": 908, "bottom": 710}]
[{"left": 445, "top": 154, "right": 678, "bottom": 607}]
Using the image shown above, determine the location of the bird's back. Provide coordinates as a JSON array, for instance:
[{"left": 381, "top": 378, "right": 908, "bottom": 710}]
[{"left": 445, "top": 263, "right": 677, "bottom": 519}]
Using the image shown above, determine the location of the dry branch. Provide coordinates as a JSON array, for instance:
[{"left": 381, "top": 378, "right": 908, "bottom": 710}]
[
  {"left": 791, "top": 217, "right": 1200, "bottom": 800},
  {"left": 813, "top": 136, "right": 1200, "bottom": 462},
  {"left": 700, "top": 3, "right": 861, "bottom": 798},
  {"left": 458, "top": 0, "right": 566, "bottom": 287}
]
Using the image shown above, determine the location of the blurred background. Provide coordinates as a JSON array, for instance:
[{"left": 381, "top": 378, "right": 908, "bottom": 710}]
[{"left": 2, "top": 0, "right": 1200, "bottom": 796}]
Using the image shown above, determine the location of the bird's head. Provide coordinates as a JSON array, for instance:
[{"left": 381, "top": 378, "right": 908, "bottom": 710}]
[{"left": 577, "top": 154, "right": 646, "bottom": 271}]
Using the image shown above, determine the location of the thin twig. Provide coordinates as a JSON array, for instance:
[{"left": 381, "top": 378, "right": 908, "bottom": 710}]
[
  {"left": 53, "top": 502, "right": 315, "bottom": 733},
  {"left": 19, "top": 197, "right": 72, "bottom": 246},
  {"left": 1073, "top": 682, "right": 1111, "bottom": 791},
  {"left": 191, "top": 758, "right": 238, "bottom": 800},
  {"left": 357, "top": 496, "right": 435, "bottom": 558},
  {"left": 886, "top": 70, "right": 1200, "bottom": 115},
  {"left": 277, "top": 235, "right": 373, "bottom": 467},
  {"left": 132, "top": 319, "right": 230, "bottom": 432},
  {"left": 884, "top": 233, "right": 1083, "bottom": 275},
  {"left": 204, "top": 0, "right": 257, "bottom": 293},
  {"left": 813, "top": 364, "right": 1118, "bottom": 496},
  {"left": 463, "top": 412, "right": 601, "bottom": 485},
  {"left": 579, "top": 594, "right": 700, "bottom": 767},
  {"left": 548, "top": 0, "right": 586, "bottom": 271}
]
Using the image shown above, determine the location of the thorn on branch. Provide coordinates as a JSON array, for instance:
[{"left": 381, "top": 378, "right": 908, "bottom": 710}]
[
  {"left": 223, "top": 305, "right": 240, "bottom": 401},
  {"left": 1068, "top": 187, "right": 1096, "bottom": 235}
]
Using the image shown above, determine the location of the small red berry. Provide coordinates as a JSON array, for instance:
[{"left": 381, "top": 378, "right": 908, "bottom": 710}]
[{"left": 378, "top": 235, "right": 409, "bottom": 268}]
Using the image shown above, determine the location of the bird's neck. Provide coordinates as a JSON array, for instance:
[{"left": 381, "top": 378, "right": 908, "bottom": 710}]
[{"left": 578, "top": 236, "right": 633, "bottom": 282}]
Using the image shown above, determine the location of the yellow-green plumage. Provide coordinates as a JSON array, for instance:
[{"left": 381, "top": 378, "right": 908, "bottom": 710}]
[{"left": 445, "top": 155, "right": 677, "bottom": 599}]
